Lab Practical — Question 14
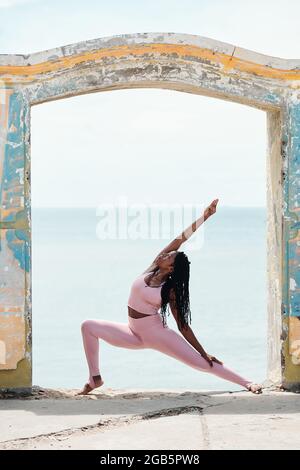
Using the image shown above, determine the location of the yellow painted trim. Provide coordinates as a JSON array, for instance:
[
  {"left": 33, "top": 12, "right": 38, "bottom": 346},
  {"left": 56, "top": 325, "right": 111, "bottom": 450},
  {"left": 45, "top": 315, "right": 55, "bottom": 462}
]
[{"left": 0, "top": 44, "right": 299, "bottom": 84}]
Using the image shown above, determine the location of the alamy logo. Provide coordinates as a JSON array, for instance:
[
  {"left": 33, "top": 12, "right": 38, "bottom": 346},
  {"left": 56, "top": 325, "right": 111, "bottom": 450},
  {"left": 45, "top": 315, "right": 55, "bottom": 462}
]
[{"left": 96, "top": 197, "right": 205, "bottom": 251}]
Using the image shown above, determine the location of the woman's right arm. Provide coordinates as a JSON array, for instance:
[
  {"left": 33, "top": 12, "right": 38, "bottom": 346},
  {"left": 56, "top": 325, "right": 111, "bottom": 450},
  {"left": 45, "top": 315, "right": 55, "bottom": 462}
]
[
  {"left": 169, "top": 289, "right": 223, "bottom": 367},
  {"left": 169, "top": 292, "right": 208, "bottom": 356}
]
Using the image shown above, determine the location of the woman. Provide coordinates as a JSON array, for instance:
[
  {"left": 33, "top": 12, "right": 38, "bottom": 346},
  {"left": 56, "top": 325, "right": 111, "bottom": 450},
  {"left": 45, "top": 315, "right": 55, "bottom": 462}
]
[{"left": 78, "top": 199, "right": 262, "bottom": 395}]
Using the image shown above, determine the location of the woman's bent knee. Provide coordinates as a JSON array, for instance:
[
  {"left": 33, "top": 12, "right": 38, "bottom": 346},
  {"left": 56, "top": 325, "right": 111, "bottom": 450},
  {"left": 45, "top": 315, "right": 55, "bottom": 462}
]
[{"left": 81, "top": 319, "right": 93, "bottom": 333}]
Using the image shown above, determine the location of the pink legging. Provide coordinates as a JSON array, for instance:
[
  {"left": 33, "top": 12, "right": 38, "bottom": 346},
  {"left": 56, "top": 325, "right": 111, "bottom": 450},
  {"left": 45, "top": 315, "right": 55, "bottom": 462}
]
[{"left": 81, "top": 313, "right": 252, "bottom": 389}]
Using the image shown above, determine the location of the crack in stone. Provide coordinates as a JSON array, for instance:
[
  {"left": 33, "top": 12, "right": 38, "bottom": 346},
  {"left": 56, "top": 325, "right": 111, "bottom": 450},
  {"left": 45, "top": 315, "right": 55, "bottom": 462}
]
[
  {"left": 230, "top": 46, "right": 236, "bottom": 61},
  {"left": 199, "top": 409, "right": 210, "bottom": 450},
  {"left": 140, "top": 405, "right": 203, "bottom": 420}
]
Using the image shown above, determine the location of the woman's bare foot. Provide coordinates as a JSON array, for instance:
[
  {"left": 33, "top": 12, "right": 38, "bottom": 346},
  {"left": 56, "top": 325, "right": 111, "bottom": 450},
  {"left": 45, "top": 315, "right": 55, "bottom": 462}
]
[
  {"left": 76, "top": 376, "right": 104, "bottom": 395},
  {"left": 246, "top": 382, "right": 263, "bottom": 394}
]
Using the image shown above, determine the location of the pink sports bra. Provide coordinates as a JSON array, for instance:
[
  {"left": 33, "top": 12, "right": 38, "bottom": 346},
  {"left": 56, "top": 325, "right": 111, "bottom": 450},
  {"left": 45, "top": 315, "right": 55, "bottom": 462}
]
[{"left": 127, "top": 271, "right": 166, "bottom": 315}]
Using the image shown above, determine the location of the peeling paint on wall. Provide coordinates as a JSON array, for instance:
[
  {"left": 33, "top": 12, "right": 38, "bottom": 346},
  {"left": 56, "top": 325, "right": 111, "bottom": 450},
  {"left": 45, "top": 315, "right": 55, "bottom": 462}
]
[
  {"left": 0, "top": 340, "right": 5, "bottom": 364},
  {"left": 0, "top": 32, "right": 299, "bottom": 389}
]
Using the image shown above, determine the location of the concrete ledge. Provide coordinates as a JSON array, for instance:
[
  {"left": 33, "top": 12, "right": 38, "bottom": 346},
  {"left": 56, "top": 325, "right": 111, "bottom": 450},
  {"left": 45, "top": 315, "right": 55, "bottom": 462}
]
[{"left": 0, "top": 386, "right": 300, "bottom": 450}]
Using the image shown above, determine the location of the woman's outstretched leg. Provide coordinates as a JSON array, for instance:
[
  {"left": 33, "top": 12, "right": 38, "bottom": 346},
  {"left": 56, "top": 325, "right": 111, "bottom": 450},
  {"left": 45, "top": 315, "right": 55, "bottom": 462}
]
[
  {"left": 145, "top": 326, "right": 255, "bottom": 390},
  {"left": 79, "top": 318, "right": 144, "bottom": 393}
]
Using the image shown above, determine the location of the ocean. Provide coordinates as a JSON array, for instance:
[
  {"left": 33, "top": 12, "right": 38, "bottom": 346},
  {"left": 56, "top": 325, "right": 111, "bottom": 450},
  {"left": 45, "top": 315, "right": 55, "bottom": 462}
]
[{"left": 31, "top": 206, "right": 267, "bottom": 391}]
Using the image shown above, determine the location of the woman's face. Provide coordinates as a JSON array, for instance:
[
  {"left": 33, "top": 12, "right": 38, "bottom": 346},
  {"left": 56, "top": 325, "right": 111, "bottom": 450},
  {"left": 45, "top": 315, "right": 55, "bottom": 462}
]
[{"left": 156, "top": 251, "right": 177, "bottom": 272}]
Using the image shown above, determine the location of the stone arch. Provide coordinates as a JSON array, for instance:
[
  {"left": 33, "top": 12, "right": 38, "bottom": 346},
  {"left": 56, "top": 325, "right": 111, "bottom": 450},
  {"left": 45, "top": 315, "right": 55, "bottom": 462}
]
[{"left": 0, "top": 32, "right": 299, "bottom": 390}]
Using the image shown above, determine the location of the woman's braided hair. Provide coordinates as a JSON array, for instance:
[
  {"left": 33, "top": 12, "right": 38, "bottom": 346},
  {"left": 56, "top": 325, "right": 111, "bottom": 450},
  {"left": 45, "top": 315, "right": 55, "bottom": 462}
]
[{"left": 160, "top": 251, "right": 192, "bottom": 330}]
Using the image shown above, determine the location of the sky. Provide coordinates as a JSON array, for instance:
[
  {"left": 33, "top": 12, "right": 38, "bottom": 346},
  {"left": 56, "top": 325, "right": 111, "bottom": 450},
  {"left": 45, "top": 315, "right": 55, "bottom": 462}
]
[{"left": 1, "top": 0, "right": 299, "bottom": 208}]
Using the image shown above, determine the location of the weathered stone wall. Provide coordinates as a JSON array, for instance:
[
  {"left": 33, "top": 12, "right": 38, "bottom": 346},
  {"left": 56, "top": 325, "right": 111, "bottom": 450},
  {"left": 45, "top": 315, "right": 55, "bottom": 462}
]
[{"left": 0, "top": 32, "right": 299, "bottom": 389}]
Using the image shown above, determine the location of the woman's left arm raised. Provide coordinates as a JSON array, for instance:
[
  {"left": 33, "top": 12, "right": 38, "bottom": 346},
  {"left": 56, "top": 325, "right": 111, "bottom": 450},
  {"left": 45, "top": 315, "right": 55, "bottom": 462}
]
[
  {"left": 143, "top": 199, "right": 219, "bottom": 274},
  {"left": 164, "top": 198, "right": 219, "bottom": 253}
]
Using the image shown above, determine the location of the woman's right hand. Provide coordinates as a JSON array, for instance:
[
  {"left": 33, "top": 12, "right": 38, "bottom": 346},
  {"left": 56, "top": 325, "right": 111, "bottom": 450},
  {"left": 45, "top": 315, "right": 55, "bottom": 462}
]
[{"left": 202, "top": 352, "right": 223, "bottom": 367}]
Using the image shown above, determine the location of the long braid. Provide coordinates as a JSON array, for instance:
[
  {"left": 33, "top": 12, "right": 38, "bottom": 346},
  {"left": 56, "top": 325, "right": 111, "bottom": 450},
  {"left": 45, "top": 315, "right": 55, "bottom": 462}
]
[{"left": 160, "top": 251, "right": 192, "bottom": 329}]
